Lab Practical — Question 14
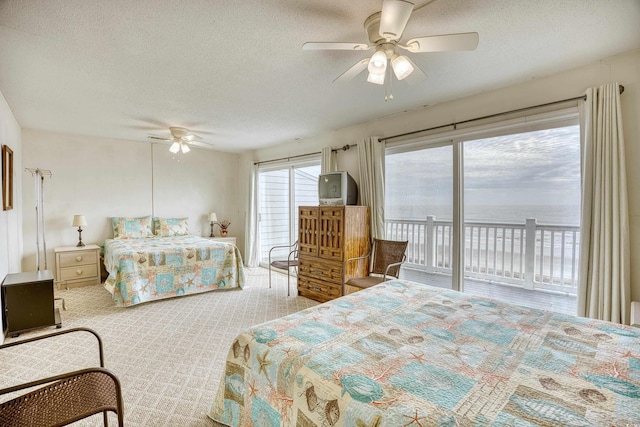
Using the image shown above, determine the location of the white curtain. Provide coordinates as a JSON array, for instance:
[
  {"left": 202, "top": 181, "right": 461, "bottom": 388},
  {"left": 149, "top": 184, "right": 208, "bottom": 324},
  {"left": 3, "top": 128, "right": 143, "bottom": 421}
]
[
  {"left": 357, "top": 137, "right": 385, "bottom": 239},
  {"left": 244, "top": 162, "right": 260, "bottom": 267},
  {"left": 578, "top": 83, "right": 630, "bottom": 324},
  {"left": 321, "top": 147, "right": 337, "bottom": 173}
]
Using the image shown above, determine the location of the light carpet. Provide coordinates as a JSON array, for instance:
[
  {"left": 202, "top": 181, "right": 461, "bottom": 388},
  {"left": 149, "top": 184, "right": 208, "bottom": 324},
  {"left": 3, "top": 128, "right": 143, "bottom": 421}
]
[{"left": 0, "top": 267, "right": 318, "bottom": 426}]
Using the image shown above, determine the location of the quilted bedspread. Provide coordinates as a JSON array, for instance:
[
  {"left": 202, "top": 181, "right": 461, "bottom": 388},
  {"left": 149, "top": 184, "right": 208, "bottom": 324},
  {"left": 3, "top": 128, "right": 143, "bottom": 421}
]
[
  {"left": 209, "top": 279, "right": 640, "bottom": 426},
  {"left": 103, "top": 236, "right": 245, "bottom": 307}
]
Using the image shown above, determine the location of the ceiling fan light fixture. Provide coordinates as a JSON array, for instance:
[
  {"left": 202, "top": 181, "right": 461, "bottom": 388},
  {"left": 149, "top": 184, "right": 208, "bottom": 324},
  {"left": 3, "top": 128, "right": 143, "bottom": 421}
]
[
  {"left": 169, "top": 141, "right": 181, "bottom": 154},
  {"left": 368, "top": 50, "right": 387, "bottom": 75},
  {"left": 180, "top": 142, "right": 190, "bottom": 153},
  {"left": 367, "top": 71, "right": 385, "bottom": 85},
  {"left": 391, "top": 53, "right": 414, "bottom": 80}
]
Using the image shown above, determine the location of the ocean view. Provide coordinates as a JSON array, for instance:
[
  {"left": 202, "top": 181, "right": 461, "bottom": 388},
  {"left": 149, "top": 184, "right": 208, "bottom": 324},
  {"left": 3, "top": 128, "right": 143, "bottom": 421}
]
[{"left": 386, "top": 203, "right": 581, "bottom": 226}]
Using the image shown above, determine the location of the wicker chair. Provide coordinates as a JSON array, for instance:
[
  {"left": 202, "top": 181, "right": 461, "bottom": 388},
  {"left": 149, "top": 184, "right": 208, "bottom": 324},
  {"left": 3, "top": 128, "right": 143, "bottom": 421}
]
[
  {"left": 344, "top": 238, "right": 408, "bottom": 294},
  {"left": 268, "top": 241, "right": 299, "bottom": 296},
  {"left": 0, "top": 327, "right": 124, "bottom": 427}
]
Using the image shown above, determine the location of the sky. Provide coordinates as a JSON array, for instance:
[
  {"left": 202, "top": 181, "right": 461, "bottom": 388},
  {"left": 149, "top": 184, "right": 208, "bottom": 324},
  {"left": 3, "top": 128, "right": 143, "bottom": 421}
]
[{"left": 385, "top": 125, "right": 581, "bottom": 224}]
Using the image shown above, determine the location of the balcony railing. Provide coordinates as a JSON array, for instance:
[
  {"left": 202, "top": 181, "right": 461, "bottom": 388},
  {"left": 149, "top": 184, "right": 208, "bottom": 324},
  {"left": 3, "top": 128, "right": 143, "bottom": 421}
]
[{"left": 385, "top": 216, "right": 580, "bottom": 295}]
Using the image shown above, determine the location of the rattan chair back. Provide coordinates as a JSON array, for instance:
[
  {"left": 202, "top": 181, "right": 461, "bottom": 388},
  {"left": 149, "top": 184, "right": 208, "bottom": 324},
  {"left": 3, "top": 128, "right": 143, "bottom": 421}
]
[{"left": 370, "top": 238, "right": 408, "bottom": 278}]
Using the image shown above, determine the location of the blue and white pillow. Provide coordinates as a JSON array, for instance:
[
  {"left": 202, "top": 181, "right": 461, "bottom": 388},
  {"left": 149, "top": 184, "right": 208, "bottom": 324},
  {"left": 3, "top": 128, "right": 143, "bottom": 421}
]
[{"left": 111, "top": 216, "right": 153, "bottom": 239}]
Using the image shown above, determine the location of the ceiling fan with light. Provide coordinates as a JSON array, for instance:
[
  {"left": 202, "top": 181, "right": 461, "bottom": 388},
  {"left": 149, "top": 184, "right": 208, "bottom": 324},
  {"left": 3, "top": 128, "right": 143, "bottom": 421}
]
[
  {"left": 303, "top": 0, "right": 479, "bottom": 95},
  {"left": 147, "top": 127, "right": 207, "bottom": 154}
]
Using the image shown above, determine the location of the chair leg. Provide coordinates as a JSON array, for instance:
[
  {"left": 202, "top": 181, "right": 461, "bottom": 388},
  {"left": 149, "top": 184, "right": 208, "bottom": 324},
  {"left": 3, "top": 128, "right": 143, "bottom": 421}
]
[
  {"left": 103, "top": 410, "right": 108, "bottom": 426},
  {"left": 268, "top": 264, "right": 272, "bottom": 289},
  {"left": 287, "top": 268, "right": 290, "bottom": 297}
]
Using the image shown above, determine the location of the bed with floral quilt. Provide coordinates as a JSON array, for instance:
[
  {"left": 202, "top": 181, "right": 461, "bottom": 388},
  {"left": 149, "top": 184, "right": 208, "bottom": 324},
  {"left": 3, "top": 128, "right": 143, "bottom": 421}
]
[
  {"left": 208, "top": 279, "right": 640, "bottom": 426},
  {"left": 103, "top": 216, "right": 245, "bottom": 307}
]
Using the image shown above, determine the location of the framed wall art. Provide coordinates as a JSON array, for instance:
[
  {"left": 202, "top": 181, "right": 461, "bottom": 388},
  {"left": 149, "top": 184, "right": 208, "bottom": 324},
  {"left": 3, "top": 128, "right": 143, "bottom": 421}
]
[{"left": 2, "top": 144, "right": 13, "bottom": 210}]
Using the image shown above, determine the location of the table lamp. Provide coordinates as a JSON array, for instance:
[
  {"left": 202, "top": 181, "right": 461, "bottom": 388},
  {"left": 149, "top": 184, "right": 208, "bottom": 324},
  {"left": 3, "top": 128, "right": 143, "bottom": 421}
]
[{"left": 72, "top": 214, "right": 87, "bottom": 247}]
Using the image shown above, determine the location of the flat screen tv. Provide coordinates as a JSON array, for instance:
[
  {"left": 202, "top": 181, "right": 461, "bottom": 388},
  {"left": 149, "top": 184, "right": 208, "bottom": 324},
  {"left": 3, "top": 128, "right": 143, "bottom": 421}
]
[{"left": 318, "top": 171, "right": 358, "bottom": 206}]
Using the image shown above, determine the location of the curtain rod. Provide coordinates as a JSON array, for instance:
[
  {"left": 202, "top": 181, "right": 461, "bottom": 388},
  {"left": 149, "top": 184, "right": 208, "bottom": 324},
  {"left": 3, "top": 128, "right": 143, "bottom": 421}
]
[
  {"left": 253, "top": 84, "right": 625, "bottom": 165},
  {"left": 253, "top": 144, "right": 356, "bottom": 166},
  {"left": 379, "top": 84, "right": 625, "bottom": 143}
]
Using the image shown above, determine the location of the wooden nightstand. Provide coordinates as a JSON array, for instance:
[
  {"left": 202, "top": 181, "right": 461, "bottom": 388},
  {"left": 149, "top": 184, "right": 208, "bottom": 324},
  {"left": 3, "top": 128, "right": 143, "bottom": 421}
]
[
  {"left": 206, "top": 236, "right": 237, "bottom": 246},
  {"left": 54, "top": 244, "right": 101, "bottom": 289}
]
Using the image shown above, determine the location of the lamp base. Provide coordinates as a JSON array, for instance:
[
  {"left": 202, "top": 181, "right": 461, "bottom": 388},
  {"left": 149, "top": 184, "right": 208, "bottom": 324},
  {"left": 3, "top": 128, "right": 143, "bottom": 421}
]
[
  {"left": 76, "top": 227, "right": 85, "bottom": 247},
  {"left": 209, "top": 221, "right": 215, "bottom": 238}
]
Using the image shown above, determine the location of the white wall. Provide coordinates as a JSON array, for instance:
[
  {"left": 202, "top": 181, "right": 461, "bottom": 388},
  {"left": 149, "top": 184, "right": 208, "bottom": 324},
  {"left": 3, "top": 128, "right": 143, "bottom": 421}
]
[
  {"left": 0, "top": 89, "right": 23, "bottom": 345},
  {"left": 245, "top": 49, "right": 640, "bottom": 304},
  {"left": 21, "top": 130, "right": 243, "bottom": 272}
]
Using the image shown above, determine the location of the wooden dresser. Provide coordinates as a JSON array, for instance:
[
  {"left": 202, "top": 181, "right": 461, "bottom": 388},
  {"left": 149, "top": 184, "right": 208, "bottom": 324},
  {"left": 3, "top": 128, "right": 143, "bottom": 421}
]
[
  {"left": 297, "top": 206, "right": 370, "bottom": 302},
  {"left": 54, "top": 244, "right": 101, "bottom": 289}
]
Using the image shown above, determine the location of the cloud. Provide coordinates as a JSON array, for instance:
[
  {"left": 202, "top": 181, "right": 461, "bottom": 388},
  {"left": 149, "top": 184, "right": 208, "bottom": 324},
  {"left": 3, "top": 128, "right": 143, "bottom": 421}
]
[{"left": 386, "top": 125, "right": 581, "bottom": 221}]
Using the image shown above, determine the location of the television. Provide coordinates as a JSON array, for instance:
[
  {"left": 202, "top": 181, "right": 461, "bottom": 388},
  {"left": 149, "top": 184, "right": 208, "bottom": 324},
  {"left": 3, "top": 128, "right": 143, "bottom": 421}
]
[{"left": 318, "top": 171, "right": 358, "bottom": 206}]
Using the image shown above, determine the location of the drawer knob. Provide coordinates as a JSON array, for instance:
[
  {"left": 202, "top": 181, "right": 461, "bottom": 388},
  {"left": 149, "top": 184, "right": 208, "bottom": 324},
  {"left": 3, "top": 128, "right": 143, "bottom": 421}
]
[
  {"left": 76, "top": 256, "right": 83, "bottom": 262},
  {"left": 76, "top": 269, "right": 83, "bottom": 275}
]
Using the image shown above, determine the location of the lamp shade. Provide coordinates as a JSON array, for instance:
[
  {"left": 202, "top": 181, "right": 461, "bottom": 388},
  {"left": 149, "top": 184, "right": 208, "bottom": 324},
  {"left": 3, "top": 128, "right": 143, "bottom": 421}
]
[
  {"left": 72, "top": 215, "right": 87, "bottom": 227},
  {"left": 391, "top": 54, "right": 414, "bottom": 80},
  {"left": 367, "top": 71, "right": 385, "bottom": 85},
  {"left": 367, "top": 50, "right": 387, "bottom": 75},
  {"left": 169, "top": 141, "right": 181, "bottom": 154},
  {"left": 208, "top": 212, "right": 218, "bottom": 222}
]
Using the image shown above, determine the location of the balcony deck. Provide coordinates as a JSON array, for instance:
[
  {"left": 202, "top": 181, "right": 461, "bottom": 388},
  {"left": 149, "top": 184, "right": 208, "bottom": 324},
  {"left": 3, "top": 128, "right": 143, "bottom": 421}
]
[{"left": 399, "top": 267, "right": 577, "bottom": 316}]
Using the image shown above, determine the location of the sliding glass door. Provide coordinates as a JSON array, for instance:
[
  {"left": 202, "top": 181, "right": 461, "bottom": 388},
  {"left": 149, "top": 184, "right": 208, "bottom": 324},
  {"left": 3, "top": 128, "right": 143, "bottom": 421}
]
[
  {"left": 385, "top": 142, "right": 454, "bottom": 290},
  {"left": 257, "top": 162, "right": 321, "bottom": 266},
  {"left": 384, "top": 111, "right": 580, "bottom": 315}
]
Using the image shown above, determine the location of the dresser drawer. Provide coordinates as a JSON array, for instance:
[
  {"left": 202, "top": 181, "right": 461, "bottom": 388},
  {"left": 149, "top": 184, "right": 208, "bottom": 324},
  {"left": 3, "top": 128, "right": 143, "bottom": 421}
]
[
  {"left": 58, "top": 250, "right": 97, "bottom": 268},
  {"left": 59, "top": 264, "right": 98, "bottom": 281},
  {"left": 298, "top": 258, "right": 343, "bottom": 284},
  {"left": 298, "top": 276, "right": 342, "bottom": 303}
]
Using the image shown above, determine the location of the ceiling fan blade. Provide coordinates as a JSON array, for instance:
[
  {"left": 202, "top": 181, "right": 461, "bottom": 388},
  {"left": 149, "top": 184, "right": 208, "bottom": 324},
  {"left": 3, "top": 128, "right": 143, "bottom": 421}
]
[
  {"left": 303, "top": 42, "right": 370, "bottom": 51},
  {"left": 188, "top": 140, "right": 215, "bottom": 149},
  {"left": 379, "top": 0, "right": 414, "bottom": 41},
  {"left": 333, "top": 58, "right": 370, "bottom": 83},
  {"left": 147, "top": 134, "right": 172, "bottom": 141},
  {"left": 183, "top": 134, "right": 197, "bottom": 142},
  {"left": 403, "top": 32, "right": 479, "bottom": 53},
  {"left": 402, "top": 57, "right": 427, "bottom": 85}
]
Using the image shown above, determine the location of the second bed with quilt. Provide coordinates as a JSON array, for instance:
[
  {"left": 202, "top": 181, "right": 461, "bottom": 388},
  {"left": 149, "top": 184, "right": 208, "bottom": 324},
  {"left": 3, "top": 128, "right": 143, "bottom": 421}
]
[{"left": 103, "top": 216, "right": 245, "bottom": 307}]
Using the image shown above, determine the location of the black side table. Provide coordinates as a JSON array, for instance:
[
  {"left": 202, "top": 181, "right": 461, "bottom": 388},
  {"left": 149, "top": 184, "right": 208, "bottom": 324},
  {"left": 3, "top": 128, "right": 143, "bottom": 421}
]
[{"left": 2, "top": 270, "right": 61, "bottom": 338}]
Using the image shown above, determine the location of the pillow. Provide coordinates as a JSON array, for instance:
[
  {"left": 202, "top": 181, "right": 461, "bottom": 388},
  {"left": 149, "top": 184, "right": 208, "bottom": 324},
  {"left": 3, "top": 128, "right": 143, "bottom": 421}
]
[
  {"left": 157, "top": 217, "right": 189, "bottom": 237},
  {"left": 111, "top": 216, "right": 153, "bottom": 239}
]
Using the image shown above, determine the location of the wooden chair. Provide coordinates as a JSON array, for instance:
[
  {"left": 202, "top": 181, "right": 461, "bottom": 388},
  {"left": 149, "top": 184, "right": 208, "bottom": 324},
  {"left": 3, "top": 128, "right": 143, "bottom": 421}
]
[
  {"left": 344, "top": 238, "right": 408, "bottom": 294},
  {"left": 0, "top": 327, "right": 124, "bottom": 427},
  {"left": 268, "top": 241, "right": 299, "bottom": 296}
]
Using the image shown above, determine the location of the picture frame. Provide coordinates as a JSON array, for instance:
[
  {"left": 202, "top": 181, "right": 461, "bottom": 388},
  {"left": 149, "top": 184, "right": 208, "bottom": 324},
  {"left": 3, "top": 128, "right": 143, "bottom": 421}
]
[{"left": 2, "top": 144, "right": 13, "bottom": 211}]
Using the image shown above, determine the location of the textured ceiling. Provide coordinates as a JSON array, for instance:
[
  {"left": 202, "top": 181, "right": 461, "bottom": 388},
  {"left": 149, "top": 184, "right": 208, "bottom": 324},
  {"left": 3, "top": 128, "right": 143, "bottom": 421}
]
[{"left": 1, "top": 0, "right": 639, "bottom": 152}]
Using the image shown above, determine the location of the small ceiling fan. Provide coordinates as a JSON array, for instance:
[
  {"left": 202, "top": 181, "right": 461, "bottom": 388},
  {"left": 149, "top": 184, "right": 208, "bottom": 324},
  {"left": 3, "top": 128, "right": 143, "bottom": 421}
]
[
  {"left": 303, "top": 0, "right": 479, "bottom": 88},
  {"left": 147, "top": 127, "right": 204, "bottom": 153}
]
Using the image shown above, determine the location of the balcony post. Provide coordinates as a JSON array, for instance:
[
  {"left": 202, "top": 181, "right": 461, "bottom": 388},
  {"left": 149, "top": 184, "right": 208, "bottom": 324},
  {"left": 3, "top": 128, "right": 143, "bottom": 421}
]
[
  {"left": 426, "top": 215, "right": 435, "bottom": 273},
  {"left": 524, "top": 218, "right": 536, "bottom": 289}
]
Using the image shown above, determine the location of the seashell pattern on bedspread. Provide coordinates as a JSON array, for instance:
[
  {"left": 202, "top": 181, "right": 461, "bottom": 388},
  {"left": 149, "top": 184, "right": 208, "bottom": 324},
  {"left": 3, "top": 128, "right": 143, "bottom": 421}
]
[
  {"left": 209, "top": 279, "right": 640, "bottom": 426},
  {"left": 103, "top": 235, "right": 245, "bottom": 307}
]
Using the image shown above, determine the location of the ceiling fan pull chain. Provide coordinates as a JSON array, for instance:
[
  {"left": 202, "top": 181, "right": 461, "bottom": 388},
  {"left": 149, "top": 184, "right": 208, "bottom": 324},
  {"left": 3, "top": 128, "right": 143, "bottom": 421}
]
[{"left": 385, "top": 65, "right": 394, "bottom": 102}]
